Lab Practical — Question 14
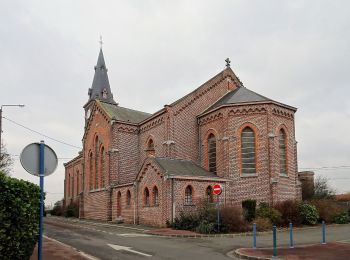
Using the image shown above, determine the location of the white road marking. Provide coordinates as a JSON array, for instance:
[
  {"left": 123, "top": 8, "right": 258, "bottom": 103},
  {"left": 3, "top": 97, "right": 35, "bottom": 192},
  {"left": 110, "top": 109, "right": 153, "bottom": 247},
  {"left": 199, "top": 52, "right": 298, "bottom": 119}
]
[
  {"left": 118, "top": 233, "right": 152, "bottom": 237},
  {"left": 108, "top": 244, "right": 152, "bottom": 257}
]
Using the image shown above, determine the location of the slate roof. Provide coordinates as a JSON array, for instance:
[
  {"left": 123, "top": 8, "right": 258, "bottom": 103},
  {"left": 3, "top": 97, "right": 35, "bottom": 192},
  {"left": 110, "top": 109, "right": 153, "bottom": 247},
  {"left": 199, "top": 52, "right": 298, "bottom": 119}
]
[
  {"left": 204, "top": 86, "right": 272, "bottom": 113},
  {"left": 88, "top": 48, "right": 116, "bottom": 104},
  {"left": 99, "top": 101, "right": 151, "bottom": 124},
  {"left": 152, "top": 157, "right": 221, "bottom": 179}
]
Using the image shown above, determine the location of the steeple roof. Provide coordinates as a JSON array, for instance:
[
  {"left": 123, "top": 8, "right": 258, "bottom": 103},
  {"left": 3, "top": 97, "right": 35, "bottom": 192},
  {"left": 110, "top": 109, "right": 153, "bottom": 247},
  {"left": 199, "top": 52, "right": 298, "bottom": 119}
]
[{"left": 88, "top": 48, "right": 116, "bottom": 104}]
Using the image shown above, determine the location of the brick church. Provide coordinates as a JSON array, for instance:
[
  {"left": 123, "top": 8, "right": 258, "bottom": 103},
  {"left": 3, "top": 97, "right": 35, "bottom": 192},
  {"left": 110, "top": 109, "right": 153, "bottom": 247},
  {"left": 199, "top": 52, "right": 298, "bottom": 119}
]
[{"left": 64, "top": 48, "right": 302, "bottom": 226}]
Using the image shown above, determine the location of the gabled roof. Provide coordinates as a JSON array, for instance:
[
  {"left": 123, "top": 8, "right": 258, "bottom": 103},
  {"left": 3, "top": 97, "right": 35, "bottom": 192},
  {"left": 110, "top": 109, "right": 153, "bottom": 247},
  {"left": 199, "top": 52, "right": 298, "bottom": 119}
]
[
  {"left": 99, "top": 101, "right": 151, "bottom": 124},
  {"left": 152, "top": 157, "right": 221, "bottom": 179},
  {"left": 204, "top": 86, "right": 272, "bottom": 113},
  {"left": 169, "top": 67, "right": 242, "bottom": 107}
]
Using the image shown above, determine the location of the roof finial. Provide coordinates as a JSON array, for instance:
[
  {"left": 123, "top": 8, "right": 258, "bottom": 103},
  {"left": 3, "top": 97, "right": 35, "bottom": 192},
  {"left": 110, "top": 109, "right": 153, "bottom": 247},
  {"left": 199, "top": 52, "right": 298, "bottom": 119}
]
[
  {"left": 99, "top": 35, "right": 103, "bottom": 49},
  {"left": 225, "top": 58, "right": 231, "bottom": 68}
]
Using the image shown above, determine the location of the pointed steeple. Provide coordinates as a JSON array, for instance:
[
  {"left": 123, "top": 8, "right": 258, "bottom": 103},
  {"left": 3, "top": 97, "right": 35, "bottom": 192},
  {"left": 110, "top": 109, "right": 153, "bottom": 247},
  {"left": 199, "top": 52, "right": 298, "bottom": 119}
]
[{"left": 88, "top": 47, "right": 116, "bottom": 104}]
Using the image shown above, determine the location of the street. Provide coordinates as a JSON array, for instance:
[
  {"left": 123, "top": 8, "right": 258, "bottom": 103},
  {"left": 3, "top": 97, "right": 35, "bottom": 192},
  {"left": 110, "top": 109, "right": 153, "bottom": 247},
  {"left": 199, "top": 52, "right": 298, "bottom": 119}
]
[{"left": 44, "top": 217, "right": 350, "bottom": 260}]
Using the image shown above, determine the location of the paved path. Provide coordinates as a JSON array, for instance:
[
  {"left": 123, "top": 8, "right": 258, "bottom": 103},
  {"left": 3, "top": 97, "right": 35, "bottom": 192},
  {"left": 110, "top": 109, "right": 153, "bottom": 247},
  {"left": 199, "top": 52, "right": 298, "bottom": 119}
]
[{"left": 43, "top": 217, "right": 350, "bottom": 260}]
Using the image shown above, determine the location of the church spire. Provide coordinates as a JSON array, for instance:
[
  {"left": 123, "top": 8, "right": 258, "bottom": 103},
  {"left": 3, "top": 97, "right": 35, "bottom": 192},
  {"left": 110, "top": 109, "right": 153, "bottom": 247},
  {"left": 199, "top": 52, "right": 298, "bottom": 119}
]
[{"left": 88, "top": 43, "right": 116, "bottom": 104}]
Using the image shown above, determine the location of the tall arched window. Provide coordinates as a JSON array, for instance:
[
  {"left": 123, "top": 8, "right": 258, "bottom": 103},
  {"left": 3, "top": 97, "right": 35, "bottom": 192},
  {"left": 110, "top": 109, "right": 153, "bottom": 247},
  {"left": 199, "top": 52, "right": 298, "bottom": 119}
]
[
  {"left": 67, "top": 174, "right": 70, "bottom": 197},
  {"left": 117, "top": 191, "right": 122, "bottom": 217},
  {"left": 95, "top": 136, "right": 99, "bottom": 189},
  {"left": 144, "top": 187, "right": 150, "bottom": 206},
  {"left": 76, "top": 170, "right": 79, "bottom": 194},
  {"left": 153, "top": 186, "right": 159, "bottom": 206},
  {"left": 241, "top": 127, "right": 256, "bottom": 175},
  {"left": 100, "top": 147, "right": 105, "bottom": 187},
  {"left": 279, "top": 129, "right": 287, "bottom": 175},
  {"left": 126, "top": 190, "right": 131, "bottom": 206},
  {"left": 185, "top": 185, "right": 193, "bottom": 205},
  {"left": 207, "top": 133, "right": 217, "bottom": 174},
  {"left": 206, "top": 186, "right": 213, "bottom": 203},
  {"left": 89, "top": 152, "right": 93, "bottom": 190},
  {"left": 146, "top": 138, "right": 155, "bottom": 157}
]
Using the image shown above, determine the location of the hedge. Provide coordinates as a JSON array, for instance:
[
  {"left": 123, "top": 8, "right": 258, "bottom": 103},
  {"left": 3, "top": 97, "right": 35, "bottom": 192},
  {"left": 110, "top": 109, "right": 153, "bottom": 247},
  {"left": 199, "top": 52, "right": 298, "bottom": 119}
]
[{"left": 0, "top": 172, "right": 40, "bottom": 259}]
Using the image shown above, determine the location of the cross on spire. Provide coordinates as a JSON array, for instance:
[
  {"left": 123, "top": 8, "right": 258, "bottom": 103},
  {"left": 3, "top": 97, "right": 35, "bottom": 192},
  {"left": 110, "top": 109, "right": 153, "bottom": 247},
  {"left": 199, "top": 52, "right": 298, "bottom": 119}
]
[
  {"left": 99, "top": 35, "right": 103, "bottom": 49},
  {"left": 225, "top": 58, "right": 231, "bottom": 68}
]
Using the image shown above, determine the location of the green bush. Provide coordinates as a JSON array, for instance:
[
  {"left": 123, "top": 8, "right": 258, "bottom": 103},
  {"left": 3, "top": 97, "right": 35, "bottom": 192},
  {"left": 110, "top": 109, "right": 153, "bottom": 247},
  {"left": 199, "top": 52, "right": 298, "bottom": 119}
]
[
  {"left": 172, "top": 212, "right": 200, "bottom": 231},
  {"left": 242, "top": 199, "right": 256, "bottom": 222},
  {"left": 64, "top": 203, "right": 78, "bottom": 218},
  {"left": 256, "top": 203, "right": 282, "bottom": 225},
  {"left": 298, "top": 202, "right": 319, "bottom": 225},
  {"left": 333, "top": 211, "right": 349, "bottom": 224},
  {"left": 196, "top": 220, "right": 214, "bottom": 234},
  {"left": 0, "top": 172, "right": 40, "bottom": 259}
]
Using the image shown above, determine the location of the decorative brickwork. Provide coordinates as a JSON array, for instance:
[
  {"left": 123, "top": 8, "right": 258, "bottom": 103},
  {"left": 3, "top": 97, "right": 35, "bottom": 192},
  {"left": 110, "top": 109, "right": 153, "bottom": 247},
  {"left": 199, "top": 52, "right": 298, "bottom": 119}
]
[{"left": 64, "top": 52, "right": 302, "bottom": 226}]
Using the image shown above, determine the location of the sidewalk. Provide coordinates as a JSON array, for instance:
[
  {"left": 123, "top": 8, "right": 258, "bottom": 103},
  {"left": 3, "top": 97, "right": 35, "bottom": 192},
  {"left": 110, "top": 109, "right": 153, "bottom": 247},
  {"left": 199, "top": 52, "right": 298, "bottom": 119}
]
[
  {"left": 30, "top": 236, "right": 97, "bottom": 260},
  {"left": 234, "top": 242, "right": 350, "bottom": 260}
]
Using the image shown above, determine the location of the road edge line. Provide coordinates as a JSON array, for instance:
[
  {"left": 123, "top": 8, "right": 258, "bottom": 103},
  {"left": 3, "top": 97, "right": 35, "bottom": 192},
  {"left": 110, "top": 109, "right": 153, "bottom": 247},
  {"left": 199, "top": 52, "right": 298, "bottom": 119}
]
[{"left": 44, "top": 235, "right": 99, "bottom": 260}]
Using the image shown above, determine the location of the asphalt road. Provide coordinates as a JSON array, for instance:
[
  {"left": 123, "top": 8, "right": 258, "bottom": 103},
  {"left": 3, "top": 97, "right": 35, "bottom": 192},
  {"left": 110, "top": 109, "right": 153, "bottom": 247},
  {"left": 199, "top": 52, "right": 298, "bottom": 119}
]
[{"left": 44, "top": 217, "right": 350, "bottom": 260}]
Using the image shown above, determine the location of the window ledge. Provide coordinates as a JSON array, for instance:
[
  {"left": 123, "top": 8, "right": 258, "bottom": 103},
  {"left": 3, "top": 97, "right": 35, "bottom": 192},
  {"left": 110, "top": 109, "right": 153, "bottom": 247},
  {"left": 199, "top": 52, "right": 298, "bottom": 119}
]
[
  {"left": 184, "top": 203, "right": 195, "bottom": 207},
  {"left": 241, "top": 174, "right": 258, "bottom": 178},
  {"left": 279, "top": 174, "right": 289, "bottom": 178},
  {"left": 89, "top": 188, "right": 107, "bottom": 193}
]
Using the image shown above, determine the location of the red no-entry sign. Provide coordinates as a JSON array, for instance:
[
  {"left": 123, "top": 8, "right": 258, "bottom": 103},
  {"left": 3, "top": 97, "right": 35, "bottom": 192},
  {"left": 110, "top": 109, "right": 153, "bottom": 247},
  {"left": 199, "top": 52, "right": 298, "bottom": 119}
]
[{"left": 213, "top": 184, "right": 222, "bottom": 195}]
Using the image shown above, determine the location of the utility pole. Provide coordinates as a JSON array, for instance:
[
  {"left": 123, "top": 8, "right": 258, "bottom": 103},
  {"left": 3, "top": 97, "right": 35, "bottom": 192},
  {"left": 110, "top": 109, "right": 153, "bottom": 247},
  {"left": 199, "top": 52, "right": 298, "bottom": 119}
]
[{"left": 0, "top": 104, "right": 25, "bottom": 158}]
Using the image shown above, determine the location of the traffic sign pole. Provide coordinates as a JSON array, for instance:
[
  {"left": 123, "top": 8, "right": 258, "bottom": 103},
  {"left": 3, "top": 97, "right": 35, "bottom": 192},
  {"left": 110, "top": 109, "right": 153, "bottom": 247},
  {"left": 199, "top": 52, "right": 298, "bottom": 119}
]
[
  {"left": 38, "top": 141, "right": 45, "bottom": 260},
  {"left": 213, "top": 184, "right": 222, "bottom": 233}
]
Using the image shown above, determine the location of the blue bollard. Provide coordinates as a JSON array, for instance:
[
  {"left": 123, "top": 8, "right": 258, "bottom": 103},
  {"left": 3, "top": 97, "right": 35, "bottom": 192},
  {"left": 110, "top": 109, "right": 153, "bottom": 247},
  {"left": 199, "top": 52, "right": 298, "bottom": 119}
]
[
  {"left": 253, "top": 223, "right": 257, "bottom": 249},
  {"left": 289, "top": 222, "right": 294, "bottom": 248},
  {"left": 322, "top": 221, "right": 326, "bottom": 244},
  {"left": 272, "top": 225, "right": 277, "bottom": 258}
]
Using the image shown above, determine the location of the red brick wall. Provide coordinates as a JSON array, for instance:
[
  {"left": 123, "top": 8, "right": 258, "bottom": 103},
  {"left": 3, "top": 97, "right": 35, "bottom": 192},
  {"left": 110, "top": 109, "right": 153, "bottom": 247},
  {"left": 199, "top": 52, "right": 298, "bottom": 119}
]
[
  {"left": 171, "top": 69, "right": 238, "bottom": 162},
  {"left": 111, "top": 184, "right": 135, "bottom": 224},
  {"left": 83, "top": 190, "right": 109, "bottom": 220},
  {"left": 112, "top": 123, "right": 139, "bottom": 185},
  {"left": 198, "top": 103, "right": 300, "bottom": 207},
  {"left": 136, "top": 162, "right": 166, "bottom": 226},
  {"left": 64, "top": 156, "right": 83, "bottom": 207}
]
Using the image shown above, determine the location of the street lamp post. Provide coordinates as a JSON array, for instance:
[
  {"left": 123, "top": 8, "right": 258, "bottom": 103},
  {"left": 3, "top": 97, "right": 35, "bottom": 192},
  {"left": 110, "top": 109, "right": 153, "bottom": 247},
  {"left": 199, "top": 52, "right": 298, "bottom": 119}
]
[{"left": 0, "top": 104, "right": 25, "bottom": 158}]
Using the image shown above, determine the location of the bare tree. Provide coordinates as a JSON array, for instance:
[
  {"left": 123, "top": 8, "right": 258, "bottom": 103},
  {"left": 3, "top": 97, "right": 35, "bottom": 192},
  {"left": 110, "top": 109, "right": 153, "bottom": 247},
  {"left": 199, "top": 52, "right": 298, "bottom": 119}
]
[
  {"left": 313, "top": 175, "right": 336, "bottom": 199},
  {"left": 0, "top": 143, "right": 13, "bottom": 175}
]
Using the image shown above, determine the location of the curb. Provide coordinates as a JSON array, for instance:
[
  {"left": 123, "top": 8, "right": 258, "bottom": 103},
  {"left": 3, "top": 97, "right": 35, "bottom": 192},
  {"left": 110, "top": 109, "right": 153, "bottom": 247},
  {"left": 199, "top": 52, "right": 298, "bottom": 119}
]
[
  {"left": 44, "top": 235, "right": 99, "bottom": 260},
  {"left": 231, "top": 248, "right": 272, "bottom": 260}
]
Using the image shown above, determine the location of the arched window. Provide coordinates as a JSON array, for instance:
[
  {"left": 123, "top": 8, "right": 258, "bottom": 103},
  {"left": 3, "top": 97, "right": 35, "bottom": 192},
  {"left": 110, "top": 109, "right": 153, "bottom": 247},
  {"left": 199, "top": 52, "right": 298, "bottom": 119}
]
[
  {"left": 67, "top": 174, "right": 70, "bottom": 197},
  {"left": 207, "top": 133, "right": 217, "bottom": 174},
  {"left": 89, "top": 152, "right": 93, "bottom": 190},
  {"left": 117, "top": 191, "right": 122, "bottom": 217},
  {"left": 144, "top": 187, "right": 150, "bottom": 206},
  {"left": 206, "top": 186, "right": 213, "bottom": 203},
  {"left": 126, "top": 190, "right": 131, "bottom": 206},
  {"left": 185, "top": 185, "right": 193, "bottom": 205},
  {"left": 279, "top": 129, "right": 287, "bottom": 175},
  {"left": 146, "top": 138, "right": 155, "bottom": 157},
  {"left": 76, "top": 170, "right": 79, "bottom": 195},
  {"left": 95, "top": 136, "right": 99, "bottom": 189},
  {"left": 153, "top": 186, "right": 159, "bottom": 206},
  {"left": 100, "top": 147, "right": 105, "bottom": 187},
  {"left": 241, "top": 127, "right": 256, "bottom": 175}
]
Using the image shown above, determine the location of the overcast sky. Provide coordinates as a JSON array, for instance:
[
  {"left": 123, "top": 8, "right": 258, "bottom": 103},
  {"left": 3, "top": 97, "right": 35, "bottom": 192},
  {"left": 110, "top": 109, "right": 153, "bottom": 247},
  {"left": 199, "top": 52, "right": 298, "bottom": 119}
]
[{"left": 1, "top": 0, "right": 349, "bottom": 206}]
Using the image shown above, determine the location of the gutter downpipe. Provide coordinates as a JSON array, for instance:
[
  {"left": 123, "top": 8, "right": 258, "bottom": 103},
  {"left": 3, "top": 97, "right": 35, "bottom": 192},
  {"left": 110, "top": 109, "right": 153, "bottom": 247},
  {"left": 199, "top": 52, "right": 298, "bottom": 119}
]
[{"left": 171, "top": 177, "right": 175, "bottom": 223}]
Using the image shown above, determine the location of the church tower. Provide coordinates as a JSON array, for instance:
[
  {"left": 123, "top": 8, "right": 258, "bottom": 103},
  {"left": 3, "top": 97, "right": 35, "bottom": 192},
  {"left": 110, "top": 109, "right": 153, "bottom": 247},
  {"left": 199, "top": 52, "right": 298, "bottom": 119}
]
[{"left": 84, "top": 46, "right": 116, "bottom": 120}]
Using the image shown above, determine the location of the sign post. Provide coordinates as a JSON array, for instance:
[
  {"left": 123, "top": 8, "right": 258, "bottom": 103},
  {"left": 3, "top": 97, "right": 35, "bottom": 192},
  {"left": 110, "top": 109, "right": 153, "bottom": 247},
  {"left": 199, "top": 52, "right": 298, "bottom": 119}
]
[
  {"left": 20, "top": 141, "right": 58, "bottom": 260},
  {"left": 213, "top": 184, "right": 222, "bottom": 233}
]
